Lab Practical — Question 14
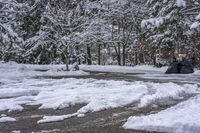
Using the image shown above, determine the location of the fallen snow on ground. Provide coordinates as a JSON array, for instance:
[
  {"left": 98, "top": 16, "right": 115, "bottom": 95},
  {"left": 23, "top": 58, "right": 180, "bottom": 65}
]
[
  {"left": 0, "top": 116, "right": 16, "bottom": 123},
  {"left": 31, "top": 129, "right": 60, "bottom": 133},
  {"left": 0, "top": 77, "right": 199, "bottom": 123},
  {"left": 80, "top": 65, "right": 168, "bottom": 74},
  {"left": 12, "top": 131, "right": 21, "bottom": 133},
  {"left": 123, "top": 95, "right": 200, "bottom": 133},
  {"left": 35, "top": 80, "right": 199, "bottom": 123},
  {"left": 1, "top": 62, "right": 200, "bottom": 128},
  {"left": 2, "top": 62, "right": 199, "bottom": 84},
  {"left": 0, "top": 61, "right": 89, "bottom": 82},
  {"left": 81, "top": 65, "right": 200, "bottom": 84}
]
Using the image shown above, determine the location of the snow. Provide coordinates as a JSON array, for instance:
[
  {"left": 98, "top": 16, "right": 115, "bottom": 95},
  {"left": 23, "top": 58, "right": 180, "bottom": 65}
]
[
  {"left": 80, "top": 65, "right": 168, "bottom": 74},
  {"left": 34, "top": 80, "right": 198, "bottom": 123},
  {"left": 191, "top": 22, "right": 200, "bottom": 29},
  {"left": 141, "top": 17, "right": 165, "bottom": 29},
  {"left": 12, "top": 131, "right": 21, "bottom": 133},
  {"left": 123, "top": 95, "right": 200, "bottom": 133},
  {"left": 138, "top": 83, "right": 193, "bottom": 108},
  {"left": 0, "top": 116, "right": 16, "bottom": 123},
  {"left": 38, "top": 114, "right": 77, "bottom": 124},
  {"left": 0, "top": 61, "right": 89, "bottom": 82},
  {"left": 196, "top": 14, "right": 200, "bottom": 20},
  {"left": 80, "top": 65, "right": 200, "bottom": 84},
  {"left": 1, "top": 62, "right": 200, "bottom": 127},
  {"left": 32, "top": 129, "right": 60, "bottom": 133},
  {"left": 176, "top": 0, "right": 186, "bottom": 7},
  {"left": 0, "top": 89, "right": 39, "bottom": 99}
]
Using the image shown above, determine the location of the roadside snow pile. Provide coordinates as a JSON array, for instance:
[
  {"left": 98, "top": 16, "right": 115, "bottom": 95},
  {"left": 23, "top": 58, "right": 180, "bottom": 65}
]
[
  {"left": 123, "top": 95, "right": 200, "bottom": 133},
  {"left": 80, "top": 65, "right": 167, "bottom": 74}
]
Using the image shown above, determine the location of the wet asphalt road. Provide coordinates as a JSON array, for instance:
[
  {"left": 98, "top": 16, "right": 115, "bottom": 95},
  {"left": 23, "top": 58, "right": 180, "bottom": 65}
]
[{"left": 0, "top": 71, "right": 198, "bottom": 133}]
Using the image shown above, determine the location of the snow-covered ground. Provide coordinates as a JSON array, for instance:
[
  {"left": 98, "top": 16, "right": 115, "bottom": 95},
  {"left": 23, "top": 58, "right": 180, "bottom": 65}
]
[
  {"left": 123, "top": 95, "right": 200, "bottom": 133},
  {"left": 1, "top": 77, "right": 198, "bottom": 124},
  {"left": 0, "top": 61, "right": 89, "bottom": 82},
  {"left": 80, "top": 64, "right": 168, "bottom": 74},
  {"left": 0, "top": 114, "right": 16, "bottom": 123},
  {"left": 81, "top": 65, "right": 200, "bottom": 84},
  {"left": 1, "top": 62, "right": 200, "bottom": 133}
]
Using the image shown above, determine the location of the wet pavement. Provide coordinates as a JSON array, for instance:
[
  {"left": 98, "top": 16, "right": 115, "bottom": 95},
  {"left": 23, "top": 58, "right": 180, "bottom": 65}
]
[
  {"left": 0, "top": 70, "right": 199, "bottom": 133},
  {"left": 0, "top": 101, "right": 186, "bottom": 133}
]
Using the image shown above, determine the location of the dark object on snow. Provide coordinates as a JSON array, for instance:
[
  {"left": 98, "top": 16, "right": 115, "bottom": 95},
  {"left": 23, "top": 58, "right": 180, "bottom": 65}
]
[
  {"left": 166, "top": 59, "right": 194, "bottom": 74},
  {"left": 190, "top": 57, "right": 197, "bottom": 67},
  {"left": 34, "top": 69, "right": 49, "bottom": 72}
]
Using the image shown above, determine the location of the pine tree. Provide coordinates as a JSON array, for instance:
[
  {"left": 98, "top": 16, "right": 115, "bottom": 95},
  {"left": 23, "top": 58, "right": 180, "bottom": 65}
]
[{"left": 142, "top": 0, "right": 200, "bottom": 64}]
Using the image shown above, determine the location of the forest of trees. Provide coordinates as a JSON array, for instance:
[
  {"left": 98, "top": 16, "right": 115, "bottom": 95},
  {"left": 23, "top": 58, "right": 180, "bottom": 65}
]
[{"left": 0, "top": 0, "right": 200, "bottom": 68}]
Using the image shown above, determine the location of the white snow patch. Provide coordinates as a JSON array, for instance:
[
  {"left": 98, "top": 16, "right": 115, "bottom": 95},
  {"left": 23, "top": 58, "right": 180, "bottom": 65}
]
[
  {"left": 141, "top": 17, "right": 165, "bottom": 29},
  {"left": 0, "top": 62, "right": 89, "bottom": 82},
  {"left": 191, "top": 22, "right": 200, "bottom": 29},
  {"left": 36, "top": 80, "right": 198, "bottom": 123},
  {"left": 80, "top": 65, "right": 167, "bottom": 74},
  {"left": 123, "top": 95, "right": 200, "bottom": 133},
  {"left": 139, "top": 83, "right": 186, "bottom": 108},
  {"left": 196, "top": 14, "right": 200, "bottom": 20},
  {"left": 0, "top": 89, "right": 39, "bottom": 98},
  {"left": 12, "top": 131, "right": 21, "bottom": 133},
  {"left": 32, "top": 129, "right": 60, "bottom": 133},
  {"left": 176, "top": 0, "right": 186, "bottom": 7},
  {"left": 0, "top": 116, "right": 16, "bottom": 123},
  {"left": 37, "top": 113, "right": 77, "bottom": 124}
]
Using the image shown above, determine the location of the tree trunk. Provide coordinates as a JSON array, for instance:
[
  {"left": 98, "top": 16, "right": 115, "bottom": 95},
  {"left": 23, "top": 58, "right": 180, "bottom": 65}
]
[
  {"left": 65, "top": 54, "right": 69, "bottom": 71},
  {"left": 98, "top": 44, "right": 101, "bottom": 65},
  {"left": 87, "top": 45, "right": 92, "bottom": 65},
  {"left": 117, "top": 43, "right": 121, "bottom": 66},
  {"left": 65, "top": 47, "right": 69, "bottom": 71},
  {"left": 135, "top": 51, "right": 138, "bottom": 65},
  {"left": 153, "top": 54, "right": 156, "bottom": 65},
  {"left": 122, "top": 21, "right": 134, "bottom": 66},
  {"left": 122, "top": 44, "right": 126, "bottom": 66}
]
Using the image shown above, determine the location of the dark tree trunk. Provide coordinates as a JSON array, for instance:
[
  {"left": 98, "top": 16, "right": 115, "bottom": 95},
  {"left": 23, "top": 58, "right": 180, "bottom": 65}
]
[
  {"left": 98, "top": 44, "right": 101, "bottom": 65},
  {"left": 117, "top": 43, "right": 121, "bottom": 66},
  {"left": 65, "top": 47, "right": 69, "bottom": 71},
  {"left": 153, "top": 54, "right": 156, "bottom": 65},
  {"left": 135, "top": 52, "right": 138, "bottom": 65},
  {"left": 122, "top": 44, "right": 126, "bottom": 66},
  {"left": 87, "top": 45, "right": 92, "bottom": 65},
  {"left": 66, "top": 57, "right": 69, "bottom": 71}
]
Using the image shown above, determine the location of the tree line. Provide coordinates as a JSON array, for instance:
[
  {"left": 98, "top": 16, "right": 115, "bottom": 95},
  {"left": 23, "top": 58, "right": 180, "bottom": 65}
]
[{"left": 0, "top": 0, "right": 199, "bottom": 69}]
